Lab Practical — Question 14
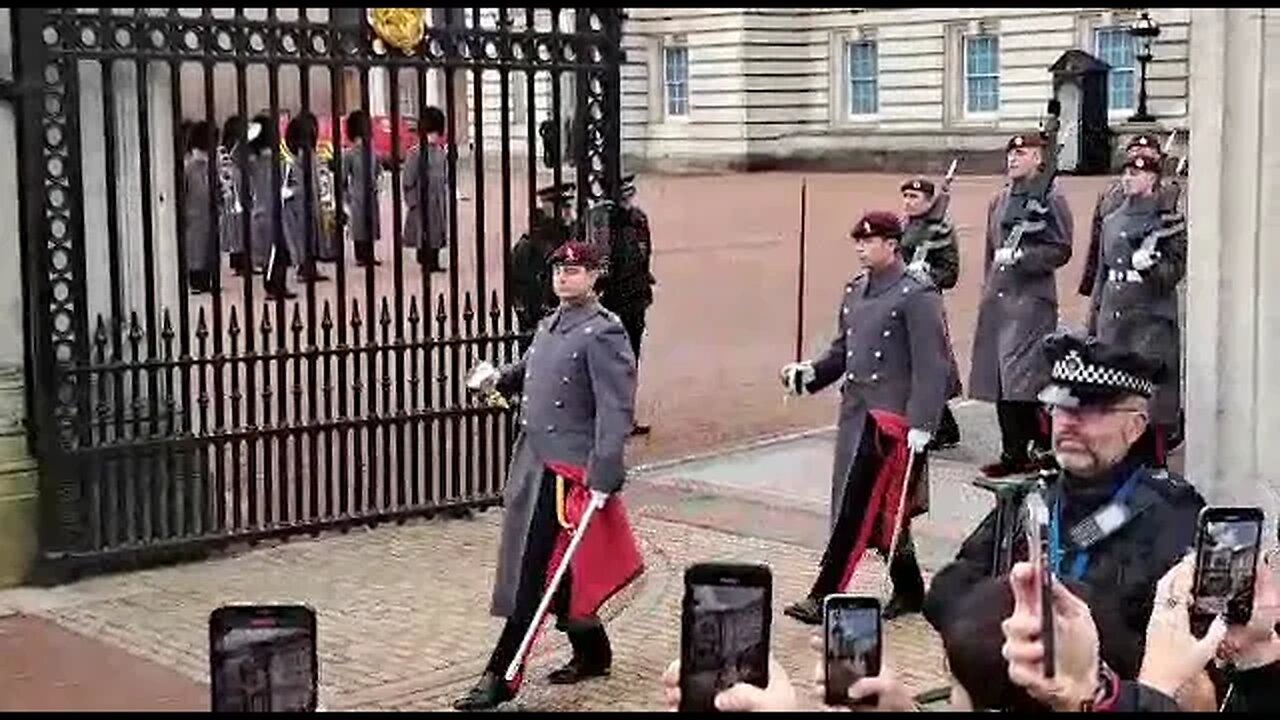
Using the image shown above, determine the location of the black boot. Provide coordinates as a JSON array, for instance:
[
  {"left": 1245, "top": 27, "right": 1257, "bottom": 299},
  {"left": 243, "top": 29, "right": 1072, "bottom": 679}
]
[
  {"left": 452, "top": 672, "right": 516, "bottom": 711},
  {"left": 928, "top": 405, "right": 961, "bottom": 451},
  {"left": 884, "top": 534, "right": 925, "bottom": 620},
  {"left": 783, "top": 596, "right": 823, "bottom": 625},
  {"left": 547, "top": 626, "right": 612, "bottom": 685}
]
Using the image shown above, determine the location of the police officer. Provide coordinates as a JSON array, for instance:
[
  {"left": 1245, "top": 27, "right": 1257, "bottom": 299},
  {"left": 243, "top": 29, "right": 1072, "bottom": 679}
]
[
  {"left": 971, "top": 133, "right": 1074, "bottom": 478},
  {"left": 900, "top": 176, "right": 962, "bottom": 449},
  {"left": 1077, "top": 134, "right": 1166, "bottom": 298},
  {"left": 455, "top": 240, "right": 637, "bottom": 711},
  {"left": 343, "top": 109, "right": 382, "bottom": 267},
  {"left": 510, "top": 182, "right": 574, "bottom": 347},
  {"left": 925, "top": 332, "right": 1204, "bottom": 640},
  {"left": 779, "top": 210, "right": 951, "bottom": 622},
  {"left": 182, "top": 120, "right": 219, "bottom": 295},
  {"left": 1087, "top": 155, "right": 1185, "bottom": 468}
]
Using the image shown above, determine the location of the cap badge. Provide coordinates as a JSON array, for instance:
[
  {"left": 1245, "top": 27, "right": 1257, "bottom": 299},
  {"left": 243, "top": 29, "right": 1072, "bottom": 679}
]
[{"left": 1063, "top": 350, "right": 1085, "bottom": 378}]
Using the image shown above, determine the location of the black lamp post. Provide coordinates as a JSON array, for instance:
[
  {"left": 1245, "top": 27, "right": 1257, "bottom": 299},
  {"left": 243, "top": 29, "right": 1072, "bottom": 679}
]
[{"left": 1128, "top": 11, "right": 1160, "bottom": 123}]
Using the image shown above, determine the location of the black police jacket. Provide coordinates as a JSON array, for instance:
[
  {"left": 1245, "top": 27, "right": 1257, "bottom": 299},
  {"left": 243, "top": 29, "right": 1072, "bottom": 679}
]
[{"left": 923, "top": 453, "right": 1204, "bottom": 639}]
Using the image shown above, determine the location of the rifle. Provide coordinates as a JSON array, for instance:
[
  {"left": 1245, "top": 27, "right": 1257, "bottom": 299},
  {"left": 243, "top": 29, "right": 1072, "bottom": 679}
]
[
  {"left": 794, "top": 179, "right": 808, "bottom": 363},
  {"left": 996, "top": 126, "right": 1072, "bottom": 266},
  {"left": 1137, "top": 130, "right": 1189, "bottom": 259},
  {"left": 912, "top": 159, "right": 960, "bottom": 267}
]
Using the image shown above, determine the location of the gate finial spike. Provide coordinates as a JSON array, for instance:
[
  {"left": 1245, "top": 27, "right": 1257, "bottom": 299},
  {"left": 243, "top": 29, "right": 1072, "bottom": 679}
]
[
  {"left": 291, "top": 303, "right": 304, "bottom": 333},
  {"left": 321, "top": 300, "right": 333, "bottom": 332},
  {"left": 351, "top": 299, "right": 362, "bottom": 330},
  {"left": 435, "top": 292, "right": 447, "bottom": 323},
  {"left": 408, "top": 295, "right": 420, "bottom": 324},
  {"left": 195, "top": 308, "right": 208, "bottom": 338},
  {"left": 380, "top": 296, "right": 392, "bottom": 326}
]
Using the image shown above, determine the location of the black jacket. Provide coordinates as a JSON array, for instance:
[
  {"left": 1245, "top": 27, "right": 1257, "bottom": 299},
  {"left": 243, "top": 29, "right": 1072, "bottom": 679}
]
[
  {"left": 900, "top": 209, "right": 960, "bottom": 291},
  {"left": 923, "top": 454, "right": 1204, "bottom": 639}
]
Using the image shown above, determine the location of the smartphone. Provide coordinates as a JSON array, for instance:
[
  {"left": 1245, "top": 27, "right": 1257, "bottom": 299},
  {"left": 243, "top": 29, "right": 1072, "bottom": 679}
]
[
  {"left": 1191, "top": 506, "right": 1264, "bottom": 635},
  {"left": 823, "top": 595, "right": 882, "bottom": 707},
  {"left": 1024, "top": 490, "right": 1055, "bottom": 679},
  {"left": 679, "top": 563, "right": 772, "bottom": 713},
  {"left": 210, "top": 604, "right": 318, "bottom": 713}
]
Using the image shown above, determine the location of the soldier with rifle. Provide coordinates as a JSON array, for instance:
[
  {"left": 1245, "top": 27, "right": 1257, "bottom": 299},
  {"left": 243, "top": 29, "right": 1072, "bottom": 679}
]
[
  {"left": 970, "top": 132, "right": 1075, "bottom": 478},
  {"left": 509, "top": 182, "right": 575, "bottom": 350},
  {"left": 899, "top": 165, "right": 962, "bottom": 449},
  {"left": 925, "top": 332, "right": 1204, "bottom": 642},
  {"left": 1086, "top": 154, "right": 1186, "bottom": 469}
]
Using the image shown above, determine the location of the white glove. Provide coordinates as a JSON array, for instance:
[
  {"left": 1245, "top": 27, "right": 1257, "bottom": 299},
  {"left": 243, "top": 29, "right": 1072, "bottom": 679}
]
[
  {"left": 907, "top": 259, "right": 930, "bottom": 276},
  {"left": 465, "top": 361, "right": 500, "bottom": 395},
  {"left": 589, "top": 489, "right": 609, "bottom": 510},
  {"left": 780, "top": 361, "right": 816, "bottom": 396},
  {"left": 906, "top": 428, "right": 932, "bottom": 453},
  {"left": 993, "top": 247, "right": 1021, "bottom": 266},
  {"left": 1131, "top": 247, "right": 1157, "bottom": 272}
]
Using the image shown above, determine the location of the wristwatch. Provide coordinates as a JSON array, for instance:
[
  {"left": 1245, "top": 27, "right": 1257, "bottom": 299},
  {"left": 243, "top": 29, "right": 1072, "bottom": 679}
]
[{"left": 1079, "top": 663, "right": 1120, "bottom": 712}]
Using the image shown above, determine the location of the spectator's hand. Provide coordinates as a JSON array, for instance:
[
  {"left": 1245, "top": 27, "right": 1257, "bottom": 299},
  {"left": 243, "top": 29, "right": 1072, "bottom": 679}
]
[
  {"left": 807, "top": 635, "right": 916, "bottom": 712},
  {"left": 660, "top": 657, "right": 797, "bottom": 712},
  {"left": 1219, "top": 551, "right": 1280, "bottom": 669},
  {"left": 1138, "top": 554, "right": 1228, "bottom": 698},
  {"left": 1001, "top": 562, "right": 1101, "bottom": 711}
]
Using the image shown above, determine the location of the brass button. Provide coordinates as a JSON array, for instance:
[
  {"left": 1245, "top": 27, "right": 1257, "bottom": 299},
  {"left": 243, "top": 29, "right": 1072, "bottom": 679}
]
[
  {"left": 871, "top": 372, "right": 880, "bottom": 382},
  {"left": 547, "top": 425, "right": 556, "bottom": 432},
  {"left": 874, "top": 351, "right": 882, "bottom": 359},
  {"left": 555, "top": 400, "right": 564, "bottom": 408},
  {"left": 997, "top": 291, "right": 1005, "bottom": 298},
  {"left": 882, "top": 330, "right": 891, "bottom": 338},
  {"left": 846, "top": 372, "right": 855, "bottom": 380},
  {"left": 562, "top": 376, "right": 570, "bottom": 384}
]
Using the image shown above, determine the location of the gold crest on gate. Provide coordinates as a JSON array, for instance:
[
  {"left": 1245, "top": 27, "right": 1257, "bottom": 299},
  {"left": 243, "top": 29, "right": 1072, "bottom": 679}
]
[{"left": 368, "top": 8, "right": 426, "bottom": 53}]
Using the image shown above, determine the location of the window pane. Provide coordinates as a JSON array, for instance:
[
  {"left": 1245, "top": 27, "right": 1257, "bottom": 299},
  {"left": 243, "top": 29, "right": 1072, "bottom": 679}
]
[
  {"left": 967, "top": 76, "right": 999, "bottom": 113},
  {"left": 966, "top": 35, "right": 998, "bottom": 76},
  {"left": 665, "top": 46, "right": 689, "bottom": 116}
]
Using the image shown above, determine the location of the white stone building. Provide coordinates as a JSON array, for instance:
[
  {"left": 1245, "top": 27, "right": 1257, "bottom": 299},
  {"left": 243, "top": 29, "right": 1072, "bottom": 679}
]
[{"left": 617, "top": 7, "right": 1192, "bottom": 172}]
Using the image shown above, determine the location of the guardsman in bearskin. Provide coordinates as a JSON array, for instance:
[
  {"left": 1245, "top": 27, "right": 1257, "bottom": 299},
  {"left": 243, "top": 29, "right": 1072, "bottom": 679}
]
[
  {"left": 970, "top": 132, "right": 1074, "bottom": 478},
  {"left": 899, "top": 176, "right": 962, "bottom": 449},
  {"left": 456, "top": 240, "right": 643, "bottom": 711},
  {"left": 779, "top": 211, "right": 952, "bottom": 623},
  {"left": 218, "top": 116, "right": 251, "bottom": 277},
  {"left": 402, "top": 106, "right": 450, "bottom": 273},
  {"left": 925, "top": 332, "right": 1203, "bottom": 640},
  {"left": 280, "top": 112, "right": 328, "bottom": 285},
  {"left": 342, "top": 109, "right": 382, "bottom": 267},
  {"left": 510, "top": 182, "right": 575, "bottom": 347},
  {"left": 1077, "top": 134, "right": 1166, "bottom": 298},
  {"left": 182, "top": 120, "right": 219, "bottom": 295},
  {"left": 1086, "top": 154, "right": 1185, "bottom": 468}
]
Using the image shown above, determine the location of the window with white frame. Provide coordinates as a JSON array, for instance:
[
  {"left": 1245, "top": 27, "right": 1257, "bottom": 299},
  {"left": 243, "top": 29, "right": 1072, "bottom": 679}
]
[
  {"left": 846, "top": 40, "right": 879, "bottom": 116},
  {"left": 964, "top": 34, "right": 1000, "bottom": 115},
  {"left": 664, "top": 43, "right": 689, "bottom": 117},
  {"left": 1094, "top": 27, "right": 1136, "bottom": 112}
]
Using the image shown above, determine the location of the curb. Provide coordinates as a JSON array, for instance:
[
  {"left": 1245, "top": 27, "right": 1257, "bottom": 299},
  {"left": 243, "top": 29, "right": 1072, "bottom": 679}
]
[{"left": 629, "top": 424, "right": 837, "bottom": 477}]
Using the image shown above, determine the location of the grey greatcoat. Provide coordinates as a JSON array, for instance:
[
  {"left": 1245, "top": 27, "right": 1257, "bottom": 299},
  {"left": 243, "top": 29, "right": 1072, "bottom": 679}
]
[
  {"left": 247, "top": 148, "right": 277, "bottom": 269},
  {"left": 216, "top": 145, "right": 248, "bottom": 254},
  {"left": 969, "top": 181, "right": 1074, "bottom": 403},
  {"left": 182, "top": 151, "right": 216, "bottom": 273},
  {"left": 1087, "top": 194, "right": 1186, "bottom": 424},
  {"left": 401, "top": 143, "right": 450, "bottom": 252},
  {"left": 1078, "top": 180, "right": 1125, "bottom": 297},
  {"left": 342, "top": 140, "right": 382, "bottom": 245},
  {"left": 805, "top": 262, "right": 951, "bottom": 529},
  {"left": 488, "top": 300, "right": 637, "bottom": 618},
  {"left": 281, "top": 152, "right": 322, "bottom": 267}
]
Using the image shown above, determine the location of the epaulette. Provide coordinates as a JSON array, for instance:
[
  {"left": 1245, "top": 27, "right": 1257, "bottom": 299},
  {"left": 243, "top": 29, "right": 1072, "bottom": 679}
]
[{"left": 596, "top": 307, "right": 622, "bottom": 325}]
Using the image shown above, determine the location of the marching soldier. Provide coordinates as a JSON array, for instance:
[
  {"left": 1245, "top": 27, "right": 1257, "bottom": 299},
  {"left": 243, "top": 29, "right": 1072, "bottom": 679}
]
[
  {"left": 1086, "top": 155, "right": 1186, "bottom": 468},
  {"left": 218, "top": 116, "right": 251, "bottom": 277},
  {"left": 182, "top": 120, "right": 219, "bottom": 295},
  {"left": 899, "top": 176, "right": 961, "bottom": 449},
  {"left": 510, "top": 182, "right": 574, "bottom": 347},
  {"left": 342, "top": 109, "right": 382, "bottom": 267},
  {"left": 925, "top": 332, "right": 1203, "bottom": 640},
  {"left": 618, "top": 173, "right": 656, "bottom": 435},
  {"left": 281, "top": 113, "right": 328, "bottom": 285},
  {"left": 970, "top": 133, "right": 1074, "bottom": 478},
  {"left": 247, "top": 115, "right": 295, "bottom": 300},
  {"left": 402, "top": 106, "right": 450, "bottom": 273},
  {"left": 779, "top": 211, "right": 951, "bottom": 622},
  {"left": 1077, "top": 134, "right": 1165, "bottom": 298},
  {"left": 455, "top": 240, "right": 641, "bottom": 711}
]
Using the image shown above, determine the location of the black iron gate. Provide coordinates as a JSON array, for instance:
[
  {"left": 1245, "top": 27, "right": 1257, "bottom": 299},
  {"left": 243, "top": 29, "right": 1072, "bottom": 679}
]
[{"left": 11, "top": 7, "right": 623, "bottom": 579}]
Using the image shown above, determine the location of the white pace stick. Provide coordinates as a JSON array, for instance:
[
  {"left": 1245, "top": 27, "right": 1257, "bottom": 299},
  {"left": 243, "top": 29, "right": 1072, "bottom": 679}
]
[
  {"left": 503, "top": 493, "right": 606, "bottom": 683},
  {"left": 877, "top": 448, "right": 918, "bottom": 595}
]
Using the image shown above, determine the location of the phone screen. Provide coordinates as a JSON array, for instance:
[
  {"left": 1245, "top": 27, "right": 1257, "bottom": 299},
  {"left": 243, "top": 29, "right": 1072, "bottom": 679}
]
[
  {"left": 210, "top": 605, "right": 318, "bottom": 713},
  {"left": 824, "top": 597, "right": 881, "bottom": 707},
  {"left": 680, "top": 565, "right": 771, "bottom": 713},
  {"left": 1193, "top": 509, "right": 1263, "bottom": 625},
  {"left": 1024, "top": 491, "right": 1054, "bottom": 678}
]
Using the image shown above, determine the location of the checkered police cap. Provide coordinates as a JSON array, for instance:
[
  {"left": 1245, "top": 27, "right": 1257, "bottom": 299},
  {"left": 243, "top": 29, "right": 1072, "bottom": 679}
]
[
  {"left": 1052, "top": 350, "right": 1155, "bottom": 398},
  {"left": 1037, "top": 332, "right": 1164, "bottom": 407}
]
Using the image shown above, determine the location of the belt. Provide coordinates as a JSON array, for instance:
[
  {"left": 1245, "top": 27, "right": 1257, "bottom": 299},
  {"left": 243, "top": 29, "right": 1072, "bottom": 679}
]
[{"left": 1107, "top": 268, "right": 1144, "bottom": 284}]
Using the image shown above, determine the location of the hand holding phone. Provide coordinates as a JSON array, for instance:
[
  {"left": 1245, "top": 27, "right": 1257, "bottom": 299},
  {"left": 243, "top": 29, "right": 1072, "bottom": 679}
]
[
  {"left": 679, "top": 563, "right": 772, "bottom": 713},
  {"left": 823, "top": 595, "right": 882, "bottom": 707},
  {"left": 1191, "top": 506, "right": 1265, "bottom": 636},
  {"left": 1024, "top": 490, "right": 1055, "bottom": 679},
  {"left": 210, "top": 604, "right": 318, "bottom": 713}
]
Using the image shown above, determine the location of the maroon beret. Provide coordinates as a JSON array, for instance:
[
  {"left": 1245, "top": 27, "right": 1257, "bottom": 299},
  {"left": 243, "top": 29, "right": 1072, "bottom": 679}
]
[
  {"left": 850, "top": 210, "right": 903, "bottom": 241},
  {"left": 1123, "top": 155, "right": 1162, "bottom": 174},
  {"left": 900, "top": 177, "right": 936, "bottom": 196},
  {"left": 1126, "top": 134, "right": 1163, "bottom": 156},
  {"left": 549, "top": 240, "right": 604, "bottom": 268},
  {"left": 1006, "top": 133, "right": 1047, "bottom": 152}
]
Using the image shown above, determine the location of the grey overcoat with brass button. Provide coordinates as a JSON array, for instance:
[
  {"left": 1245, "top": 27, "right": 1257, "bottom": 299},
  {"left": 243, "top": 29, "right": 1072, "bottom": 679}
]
[
  {"left": 487, "top": 299, "right": 637, "bottom": 618},
  {"left": 969, "top": 182, "right": 1074, "bottom": 403},
  {"left": 1087, "top": 194, "right": 1186, "bottom": 424},
  {"left": 805, "top": 263, "right": 952, "bottom": 529}
]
